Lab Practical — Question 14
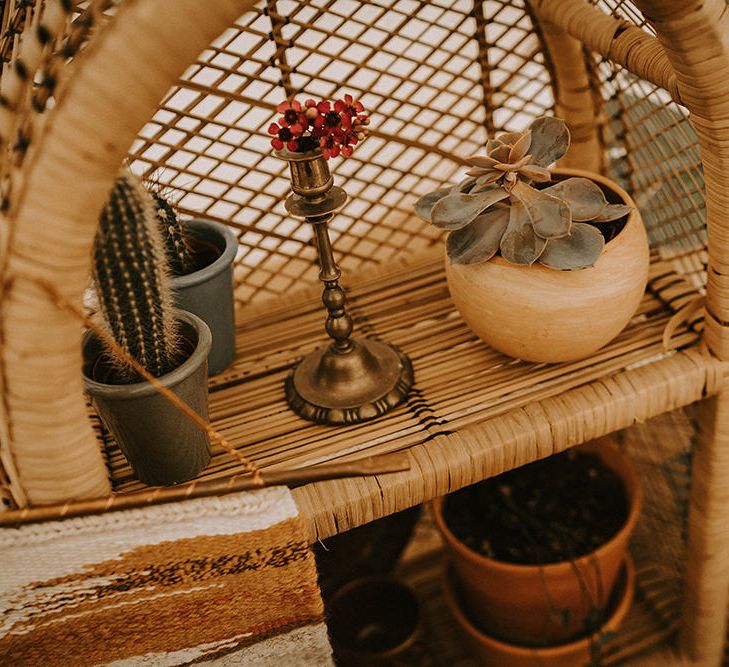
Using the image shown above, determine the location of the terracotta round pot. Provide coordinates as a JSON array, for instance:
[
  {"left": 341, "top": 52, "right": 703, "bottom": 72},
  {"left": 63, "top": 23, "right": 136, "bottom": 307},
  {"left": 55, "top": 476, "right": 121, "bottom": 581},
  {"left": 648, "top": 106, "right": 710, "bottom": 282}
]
[
  {"left": 442, "top": 558, "right": 634, "bottom": 667},
  {"left": 326, "top": 576, "right": 425, "bottom": 666},
  {"left": 432, "top": 439, "right": 641, "bottom": 646},
  {"left": 445, "top": 168, "right": 650, "bottom": 363}
]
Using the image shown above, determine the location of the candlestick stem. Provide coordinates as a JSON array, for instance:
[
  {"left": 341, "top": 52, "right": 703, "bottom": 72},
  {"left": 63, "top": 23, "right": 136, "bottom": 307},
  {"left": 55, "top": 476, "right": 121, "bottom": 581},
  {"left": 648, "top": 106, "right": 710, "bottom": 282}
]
[
  {"left": 279, "top": 148, "right": 414, "bottom": 425},
  {"left": 311, "top": 217, "right": 354, "bottom": 353}
]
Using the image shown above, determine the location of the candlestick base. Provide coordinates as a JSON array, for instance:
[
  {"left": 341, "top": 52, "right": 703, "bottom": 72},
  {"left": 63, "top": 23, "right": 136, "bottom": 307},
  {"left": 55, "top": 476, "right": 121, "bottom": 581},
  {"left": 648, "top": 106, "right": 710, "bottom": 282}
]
[{"left": 286, "top": 338, "right": 414, "bottom": 424}]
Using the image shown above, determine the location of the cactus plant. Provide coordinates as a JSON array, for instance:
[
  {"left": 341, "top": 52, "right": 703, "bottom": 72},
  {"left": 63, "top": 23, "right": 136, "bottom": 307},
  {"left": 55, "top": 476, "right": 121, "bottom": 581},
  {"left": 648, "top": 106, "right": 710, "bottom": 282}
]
[
  {"left": 151, "top": 190, "right": 197, "bottom": 276},
  {"left": 145, "top": 183, "right": 239, "bottom": 376},
  {"left": 93, "top": 170, "right": 182, "bottom": 381},
  {"left": 415, "top": 117, "right": 631, "bottom": 270}
]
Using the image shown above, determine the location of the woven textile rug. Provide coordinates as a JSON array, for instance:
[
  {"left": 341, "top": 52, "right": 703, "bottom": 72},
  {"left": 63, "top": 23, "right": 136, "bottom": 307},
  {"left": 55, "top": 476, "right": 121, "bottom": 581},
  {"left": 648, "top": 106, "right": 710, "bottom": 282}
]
[{"left": 0, "top": 487, "right": 333, "bottom": 666}]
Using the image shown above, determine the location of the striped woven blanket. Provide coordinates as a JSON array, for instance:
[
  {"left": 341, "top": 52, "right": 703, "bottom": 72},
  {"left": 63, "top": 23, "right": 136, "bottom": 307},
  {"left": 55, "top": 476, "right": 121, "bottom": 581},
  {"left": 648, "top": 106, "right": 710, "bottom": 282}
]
[{"left": 0, "top": 487, "right": 333, "bottom": 666}]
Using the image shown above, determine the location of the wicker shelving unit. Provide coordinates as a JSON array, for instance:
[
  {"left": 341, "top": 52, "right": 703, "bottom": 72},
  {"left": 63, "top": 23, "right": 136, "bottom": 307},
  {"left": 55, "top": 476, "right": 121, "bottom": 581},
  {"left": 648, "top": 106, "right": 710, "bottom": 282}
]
[{"left": 2, "top": 0, "right": 729, "bottom": 663}]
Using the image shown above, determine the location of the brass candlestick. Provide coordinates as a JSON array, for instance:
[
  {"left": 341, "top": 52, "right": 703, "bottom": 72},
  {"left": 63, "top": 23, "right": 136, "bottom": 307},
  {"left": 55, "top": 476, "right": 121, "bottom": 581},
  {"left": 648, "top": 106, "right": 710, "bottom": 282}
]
[{"left": 279, "top": 148, "right": 414, "bottom": 424}]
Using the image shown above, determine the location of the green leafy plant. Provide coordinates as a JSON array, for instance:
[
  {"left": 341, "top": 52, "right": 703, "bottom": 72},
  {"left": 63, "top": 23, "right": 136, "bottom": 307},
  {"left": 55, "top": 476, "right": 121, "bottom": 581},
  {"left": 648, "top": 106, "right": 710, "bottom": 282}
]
[
  {"left": 415, "top": 117, "right": 631, "bottom": 270},
  {"left": 93, "top": 170, "right": 182, "bottom": 381}
]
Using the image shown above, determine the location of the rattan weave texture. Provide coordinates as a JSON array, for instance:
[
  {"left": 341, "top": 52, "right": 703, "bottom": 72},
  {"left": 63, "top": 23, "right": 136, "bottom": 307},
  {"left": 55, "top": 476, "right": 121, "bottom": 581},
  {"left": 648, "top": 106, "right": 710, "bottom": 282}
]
[
  {"left": 127, "top": 0, "right": 557, "bottom": 304},
  {"left": 2, "top": 0, "right": 729, "bottom": 663}
]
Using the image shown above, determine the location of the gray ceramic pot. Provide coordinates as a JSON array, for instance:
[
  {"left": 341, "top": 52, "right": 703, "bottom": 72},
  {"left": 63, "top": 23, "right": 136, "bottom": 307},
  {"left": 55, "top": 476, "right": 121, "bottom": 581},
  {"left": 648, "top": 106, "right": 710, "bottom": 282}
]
[
  {"left": 172, "top": 219, "right": 237, "bottom": 375},
  {"left": 82, "top": 310, "right": 212, "bottom": 486}
]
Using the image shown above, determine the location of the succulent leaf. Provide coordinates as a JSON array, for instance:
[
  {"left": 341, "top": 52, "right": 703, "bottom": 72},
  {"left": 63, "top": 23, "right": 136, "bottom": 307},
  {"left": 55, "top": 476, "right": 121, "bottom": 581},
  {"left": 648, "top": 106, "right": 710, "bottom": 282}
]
[
  {"left": 486, "top": 138, "right": 503, "bottom": 152},
  {"left": 510, "top": 180, "right": 572, "bottom": 239},
  {"left": 595, "top": 203, "right": 632, "bottom": 222},
  {"left": 472, "top": 171, "right": 502, "bottom": 190},
  {"left": 528, "top": 117, "right": 570, "bottom": 167},
  {"left": 519, "top": 164, "right": 551, "bottom": 182},
  {"left": 543, "top": 177, "right": 607, "bottom": 221},
  {"left": 447, "top": 207, "right": 510, "bottom": 265},
  {"left": 494, "top": 155, "right": 531, "bottom": 172},
  {"left": 451, "top": 177, "right": 477, "bottom": 194},
  {"left": 414, "top": 186, "right": 452, "bottom": 222},
  {"left": 489, "top": 144, "right": 511, "bottom": 163},
  {"left": 500, "top": 202, "right": 547, "bottom": 265},
  {"left": 466, "top": 155, "right": 499, "bottom": 169},
  {"left": 431, "top": 188, "right": 508, "bottom": 230},
  {"left": 538, "top": 222, "right": 605, "bottom": 270},
  {"left": 509, "top": 130, "right": 532, "bottom": 163},
  {"left": 495, "top": 130, "right": 523, "bottom": 146}
]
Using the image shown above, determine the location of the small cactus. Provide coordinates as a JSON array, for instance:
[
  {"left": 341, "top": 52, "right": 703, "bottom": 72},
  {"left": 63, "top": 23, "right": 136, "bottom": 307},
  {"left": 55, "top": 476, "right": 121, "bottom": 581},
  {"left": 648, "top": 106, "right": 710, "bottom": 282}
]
[
  {"left": 152, "top": 191, "right": 196, "bottom": 276},
  {"left": 93, "top": 170, "right": 182, "bottom": 380},
  {"left": 415, "top": 117, "right": 631, "bottom": 270}
]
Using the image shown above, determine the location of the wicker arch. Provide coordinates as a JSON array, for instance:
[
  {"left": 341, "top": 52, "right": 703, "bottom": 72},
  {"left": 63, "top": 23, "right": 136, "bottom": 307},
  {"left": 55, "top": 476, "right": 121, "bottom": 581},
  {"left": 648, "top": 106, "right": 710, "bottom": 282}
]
[
  {"left": 530, "top": 9, "right": 603, "bottom": 173},
  {"left": 626, "top": 2, "right": 729, "bottom": 663},
  {"left": 0, "top": 0, "right": 256, "bottom": 506}
]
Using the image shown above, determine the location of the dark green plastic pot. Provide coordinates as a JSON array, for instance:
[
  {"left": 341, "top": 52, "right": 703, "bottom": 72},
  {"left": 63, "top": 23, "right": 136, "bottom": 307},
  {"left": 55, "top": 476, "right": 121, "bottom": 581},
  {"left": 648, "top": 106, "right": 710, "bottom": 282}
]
[
  {"left": 172, "top": 219, "right": 237, "bottom": 376},
  {"left": 82, "top": 310, "right": 212, "bottom": 486}
]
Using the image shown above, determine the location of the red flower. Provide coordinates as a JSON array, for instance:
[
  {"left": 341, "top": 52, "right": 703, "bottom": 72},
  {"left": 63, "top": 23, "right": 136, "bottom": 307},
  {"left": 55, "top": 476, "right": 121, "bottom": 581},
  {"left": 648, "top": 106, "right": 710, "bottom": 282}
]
[
  {"left": 269, "top": 94, "right": 369, "bottom": 158},
  {"left": 277, "top": 99, "right": 302, "bottom": 114},
  {"left": 335, "top": 93, "right": 365, "bottom": 116},
  {"left": 324, "top": 111, "right": 341, "bottom": 128},
  {"left": 277, "top": 99, "right": 307, "bottom": 129}
]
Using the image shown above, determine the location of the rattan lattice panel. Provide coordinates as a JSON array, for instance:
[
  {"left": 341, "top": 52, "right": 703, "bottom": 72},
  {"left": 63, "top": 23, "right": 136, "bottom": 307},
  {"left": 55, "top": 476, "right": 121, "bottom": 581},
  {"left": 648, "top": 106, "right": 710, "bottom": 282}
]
[
  {"left": 619, "top": 408, "right": 695, "bottom": 650},
  {"left": 98, "top": 251, "right": 706, "bottom": 492},
  {"left": 125, "top": 0, "right": 554, "bottom": 305},
  {"left": 591, "top": 1, "right": 706, "bottom": 257}
]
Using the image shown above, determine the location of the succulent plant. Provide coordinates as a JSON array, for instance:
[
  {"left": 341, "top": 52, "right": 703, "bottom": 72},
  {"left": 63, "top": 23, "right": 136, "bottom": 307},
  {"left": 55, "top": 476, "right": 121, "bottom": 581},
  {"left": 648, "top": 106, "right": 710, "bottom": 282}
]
[
  {"left": 152, "top": 191, "right": 196, "bottom": 276},
  {"left": 93, "top": 170, "right": 182, "bottom": 381},
  {"left": 415, "top": 117, "right": 631, "bottom": 270}
]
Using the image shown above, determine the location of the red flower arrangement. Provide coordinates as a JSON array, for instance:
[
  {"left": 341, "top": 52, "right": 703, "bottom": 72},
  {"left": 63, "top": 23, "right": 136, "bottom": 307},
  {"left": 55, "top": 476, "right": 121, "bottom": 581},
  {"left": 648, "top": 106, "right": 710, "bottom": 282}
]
[{"left": 268, "top": 94, "right": 369, "bottom": 159}]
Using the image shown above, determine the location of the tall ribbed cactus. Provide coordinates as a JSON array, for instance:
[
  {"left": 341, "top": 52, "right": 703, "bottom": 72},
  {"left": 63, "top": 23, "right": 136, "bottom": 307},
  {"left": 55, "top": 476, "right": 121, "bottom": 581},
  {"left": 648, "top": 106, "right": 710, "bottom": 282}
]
[
  {"left": 93, "top": 171, "right": 181, "bottom": 380},
  {"left": 152, "top": 191, "right": 196, "bottom": 275}
]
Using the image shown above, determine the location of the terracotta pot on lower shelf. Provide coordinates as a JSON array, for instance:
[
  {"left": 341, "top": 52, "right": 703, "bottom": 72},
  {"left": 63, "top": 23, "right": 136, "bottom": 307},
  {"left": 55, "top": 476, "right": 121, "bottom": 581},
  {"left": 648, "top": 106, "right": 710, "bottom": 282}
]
[
  {"left": 326, "top": 576, "right": 427, "bottom": 666},
  {"left": 445, "top": 168, "right": 649, "bottom": 363},
  {"left": 432, "top": 439, "right": 641, "bottom": 647},
  {"left": 442, "top": 558, "right": 635, "bottom": 667}
]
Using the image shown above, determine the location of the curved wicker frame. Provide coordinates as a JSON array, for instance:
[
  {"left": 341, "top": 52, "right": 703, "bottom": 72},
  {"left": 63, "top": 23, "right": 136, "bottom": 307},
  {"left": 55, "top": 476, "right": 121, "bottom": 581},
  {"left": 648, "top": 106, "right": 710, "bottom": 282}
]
[
  {"left": 1, "top": 0, "right": 728, "bottom": 662},
  {"left": 1, "top": 0, "right": 255, "bottom": 505}
]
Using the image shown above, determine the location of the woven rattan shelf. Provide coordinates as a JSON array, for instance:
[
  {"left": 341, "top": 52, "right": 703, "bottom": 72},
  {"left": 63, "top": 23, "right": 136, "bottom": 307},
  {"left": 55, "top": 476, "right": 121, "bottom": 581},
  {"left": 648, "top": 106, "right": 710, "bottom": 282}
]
[{"left": 92, "top": 250, "right": 723, "bottom": 541}]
